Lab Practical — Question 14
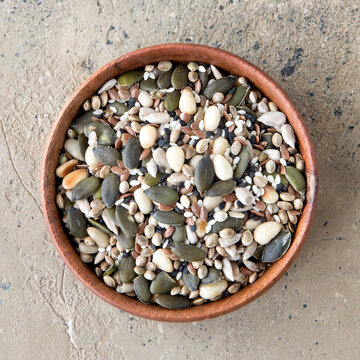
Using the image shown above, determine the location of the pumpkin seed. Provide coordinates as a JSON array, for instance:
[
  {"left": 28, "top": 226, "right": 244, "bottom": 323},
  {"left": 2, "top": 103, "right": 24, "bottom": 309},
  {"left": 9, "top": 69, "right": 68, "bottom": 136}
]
[
  {"left": 200, "top": 267, "right": 221, "bottom": 285},
  {"left": 93, "top": 145, "right": 121, "bottom": 167},
  {"left": 206, "top": 180, "right": 236, "bottom": 197},
  {"left": 103, "top": 264, "right": 116, "bottom": 277},
  {"left": 170, "top": 243, "right": 206, "bottom": 262},
  {"left": 155, "top": 294, "right": 192, "bottom": 309},
  {"left": 71, "top": 111, "right": 93, "bottom": 133},
  {"left": 157, "top": 70, "right": 173, "bottom": 89},
  {"left": 134, "top": 275, "right": 151, "bottom": 304},
  {"left": 106, "top": 102, "right": 127, "bottom": 115},
  {"left": 122, "top": 137, "right": 142, "bottom": 169},
  {"left": 227, "top": 85, "right": 250, "bottom": 106},
  {"left": 182, "top": 272, "right": 199, "bottom": 291},
  {"left": 94, "top": 186, "right": 102, "bottom": 199},
  {"left": 68, "top": 207, "right": 87, "bottom": 238},
  {"left": 253, "top": 245, "right": 265, "bottom": 260},
  {"left": 234, "top": 147, "right": 250, "bottom": 178},
  {"left": 211, "top": 217, "right": 243, "bottom": 233},
  {"left": 203, "top": 76, "right": 237, "bottom": 99},
  {"left": 150, "top": 271, "right": 176, "bottom": 294},
  {"left": 115, "top": 206, "right": 138, "bottom": 237},
  {"left": 117, "top": 70, "right": 144, "bottom": 86},
  {"left": 262, "top": 133, "right": 274, "bottom": 149},
  {"left": 84, "top": 122, "right": 117, "bottom": 146},
  {"left": 78, "top": 133, "right": 88, "bottom": 158},
  {"left": 71, "top": 176, "right": 100, "bottom": 201},
  {"left": 115, "top": 231, "right": 135, "bottom": 250},
  {"left": 261, "top": 230, "right": 292, "bottom": 262},
  {"left": 101, "top": 173, "right": 120, "bottom": 208},
  {"left": 87, "top": 220, "right": 112, "bottom": 237},
  {"left": 172, "top": 225, "right": 186, "bottom": 243},
  {"left": 164, "top": 90, "right": 180, "bottom": 111},
  {"left": 171, "top": 64, "right": 188, "bottom": 89},
  {"left": 198, "top": 68, "right": 208, "bottom": 89},
  {"left": 119, "top": 256, "right": 136, "bottom": 282},
  {"left": 153, "top": 210, "right": 184, "bottom": 225},
  {"left": 285, "top": 166, "right": 306, "bottom": 195},
  {"left": 194, "top": 155, "right": 215, "bottom": 193},
  {"left": 144, "top": 186, "right": 179, "bottom": 204},
  {"left": 144, "top": 172, "right": 162, "bottom": 186},
  {"left": 139, "top": 78, "right": 157, "bottom": 91}
]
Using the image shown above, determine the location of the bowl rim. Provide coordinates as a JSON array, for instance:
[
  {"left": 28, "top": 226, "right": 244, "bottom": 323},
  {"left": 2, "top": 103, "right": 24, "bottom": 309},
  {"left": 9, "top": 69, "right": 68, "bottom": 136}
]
[{"left": 40, "top": 43, "right": 318, "bottom": 322}]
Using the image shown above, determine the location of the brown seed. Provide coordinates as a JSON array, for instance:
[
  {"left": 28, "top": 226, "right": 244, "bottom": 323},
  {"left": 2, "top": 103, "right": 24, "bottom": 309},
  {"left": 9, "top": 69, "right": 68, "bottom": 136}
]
[
  {"left": 182, "top": 127, "right": 193, "bottom": 136},
  {"left": 280, "top": 145, "right": 290, "bottom": 160},
  {"left": 200, "top": 206, "right": 208, "bottom": 221},
  {"left": 228, "top": 124, "right": 236, "bottom": 132},
  {"left": 111, "top": 166, "right": 124, "bottom": 176},
  {"left": 223, "top": 193, "right": 237, "bottom": 202},
  {"left": 223, "top": 93, "right": 232, "bottom": 102},
  {"left": 158, "top": 204, "right": 174, "bottom": 211},
  {"left": 179, "top": 185, "right": 193, "bottom": 194},
  {"left": 122, "top": 133, "right": 134, "bottom": 144},
  {"left": 115, "top": 138, "right": 122, "bottom": 151},
  {"left": 194, "top": 79, "right": 201, "bottom": 93},
  {"left": 239, "top": 266, "right": 252, "bottom": 275},
  {"left": 193, "top": 129, "right": 206, "bottom": 138},
  {"left": 190, "top": 121, "right": 200, "bottom": 130},
  {"left": 108, "top": 89, "right": 119, "bottom": 100},
  {"left": 139, "top": 148, "right": 151, "bottom": 160},
  {"left": 255, "top": 200, "right": 266, "bottom": 211},
  {"left": 191, "top": 202, "right": 200, "bottom": 217},
  {"left": 164, "top": 227, "right": 175, "bottom": 238}
]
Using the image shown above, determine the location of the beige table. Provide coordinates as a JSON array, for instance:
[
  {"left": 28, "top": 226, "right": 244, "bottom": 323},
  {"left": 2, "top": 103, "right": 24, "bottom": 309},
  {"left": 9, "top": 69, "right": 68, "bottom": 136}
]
[{"left": 1, "top": 1, "right": 359, "bottom": 359}]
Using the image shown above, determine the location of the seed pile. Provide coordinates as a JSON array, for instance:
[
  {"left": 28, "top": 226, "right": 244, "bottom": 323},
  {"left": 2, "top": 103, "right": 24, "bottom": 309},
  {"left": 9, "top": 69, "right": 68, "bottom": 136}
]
[{"left": 56, "top": 61, "right": 306, "bottom": 309}]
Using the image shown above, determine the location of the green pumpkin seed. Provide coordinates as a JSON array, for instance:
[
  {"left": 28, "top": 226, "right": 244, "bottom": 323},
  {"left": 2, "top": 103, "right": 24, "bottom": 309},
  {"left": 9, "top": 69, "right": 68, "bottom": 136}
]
[
  {"left": 164, "top": 90, "right": 180, "bottom": 111},
  {"left": 103, "top": 206, "right": 116, "bottom": 222},
  {"left": 155, "top": 294, "right": 192, "bottom": 309},
  {"left": 68, "top": 207, "right": 87, "bottom": 238},
  {"left": 64, "top": 197, "right": 74, "bottom": 212},
  {"left": 87, "top": 219, "right": 113, "bottom": 235},
  {"left": 78, "top": 133, "right": 88, "bottom": 158},
  {"left": 170, "top": 243, "right": 206, "bottom": 262},
  {"left": 101, "top": 173, "right": 120, "bottom": 208},
  {"left": 252, "top": 245, "right": 264, "bottom": 260},
  {"left": 285, "top": 166, "right": 306, "bottom": 195},
  {"left": 200, "top": 267, "right": 221, "bottom": 285},
  {"left": 115, "top": 231, "right": 135, "bottom": 250},
  {"left": 172, "top": 225, "right": 186, "bottom": 243},
  {"left": 134, "top": 275, "right": 151, "bottom": 304},
  {"left": 157, "top": 70, "right": 173, "bottom": 89},
  {"left": 122, "top": 137, "right": 142, "bottom": 169},
  {"left": 182, "top": 272, "right": 199, "bottom": 291},
  {"left": 84, "top": 122, "right": 117, "bottom": 146},
  {"left": 71, "top": 111, "right": 93, "bottom": 133},
  {"left": 237, "top": 106, "right": 256, "bottom": 116},
  {"left": 194, "top": 155, "right": 215, "bottom": 193},
  {"left": 93, "top": 145, "right": 121, "bottom": 167},
  {"left": 150, "top": 271, "right": 176, "bottom": 294},
  {"left": 71, "top": 176, "right": 100, "bottom": 201},
  {"left": 211, "top": 217, "right": 243, "bottom": 233},
  {"left": 139, "top": 78, "right": 157, "bottom": 91},
  {"left": 117, "top": 70, "right": 143, "bottom": 86},
  {"left": 199, "top": 68, "right": 208, "bottom": 90},
  {"left": 234, "top": 147, "right": 250, "bottom": 179},
  {"left": 227, "top": 85, "right": 250, "bottom": 106},
  {"left": 261, "top": 230, "right": 292, "bottom": 262},
  {"left": 94, "top": 185, "right": 102, "bottom": 199},
  {"left": 153, "top": 210, "right": 185, "bottom": 225},
  {"left": 119, "top": 256, "right": 136, "bottom": 282},
  {"left": 144, "top": 186, "right": 179, "bottom": 205},
  {"left": 115, "top": 206, "right": 138, "bottom": 237},
  {"left": 262, "top": 133, "right": 274, "bottom": 149},
  {"left": 104, "top": 264, "right": 117, "bottom": 276},
  {"left": 206, "top": 180, "right": 236, "bottom": 197},
  {"left": 144, "top": 172, "right": 162, "bottom": 186},
  {"left": 171, "top": 64, "right": 188, "bottom": 89},
  {"left": 106, "top": 102, "right": 127, "bottom": 115},
  {"left": 204, "top": 76, "right": 237, "bottom": 99}
]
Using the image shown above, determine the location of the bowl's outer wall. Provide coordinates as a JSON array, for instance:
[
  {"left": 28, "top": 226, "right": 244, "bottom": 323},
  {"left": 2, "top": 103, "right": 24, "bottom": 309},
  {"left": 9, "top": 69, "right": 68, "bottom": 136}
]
[{"left": 41, "top": 43, "right": 318, "bottom": 322}]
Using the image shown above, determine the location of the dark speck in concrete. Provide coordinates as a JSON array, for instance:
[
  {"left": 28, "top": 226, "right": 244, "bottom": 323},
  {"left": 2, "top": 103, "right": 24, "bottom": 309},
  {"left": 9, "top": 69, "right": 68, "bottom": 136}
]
[
  {"left": 334, "top": 107, "right": 343, "bottom": 117},
  {"left": 281, "top": 48, "right": 304, "bottom": 77},
  {"left": 253, "top": 42, "right": 259, "bottom": 51},
  {"left": 122, "top": 30, "right": 129, "bottom": 39},
  {"left": 0, "top": 284, "right": 10, "bottom": 290}
]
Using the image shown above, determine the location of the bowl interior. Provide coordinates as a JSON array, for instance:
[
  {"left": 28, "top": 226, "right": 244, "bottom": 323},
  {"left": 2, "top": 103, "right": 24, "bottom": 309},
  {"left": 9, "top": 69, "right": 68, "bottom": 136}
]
[{"left": 41, "top": 43, "right": 318, "bottom": 322}]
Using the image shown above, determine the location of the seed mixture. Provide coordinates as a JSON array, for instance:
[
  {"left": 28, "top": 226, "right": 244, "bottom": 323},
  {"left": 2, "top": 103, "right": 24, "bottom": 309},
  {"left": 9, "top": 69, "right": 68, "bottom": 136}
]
[{"left": 56, "top": 61, "right": 306, "bottom": 309}]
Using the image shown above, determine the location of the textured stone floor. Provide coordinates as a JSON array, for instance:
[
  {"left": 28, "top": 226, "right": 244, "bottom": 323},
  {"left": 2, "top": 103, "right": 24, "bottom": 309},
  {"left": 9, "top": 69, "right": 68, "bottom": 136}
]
[{"left": 1, "top": 1, "right": 359, "bottom": 359}]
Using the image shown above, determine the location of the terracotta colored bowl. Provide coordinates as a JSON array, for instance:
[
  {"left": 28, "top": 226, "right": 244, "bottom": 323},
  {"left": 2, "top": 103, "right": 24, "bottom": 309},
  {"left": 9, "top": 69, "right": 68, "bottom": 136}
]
[{"left": 41, "top": 43, "right": 318, "bottom": 322}]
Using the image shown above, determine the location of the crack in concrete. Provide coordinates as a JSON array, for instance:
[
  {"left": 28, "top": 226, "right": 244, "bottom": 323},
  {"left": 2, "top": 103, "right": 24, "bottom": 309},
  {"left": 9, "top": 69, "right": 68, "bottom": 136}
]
[{"left": 0, "top": 120, "right": 43, "bottom": 214}]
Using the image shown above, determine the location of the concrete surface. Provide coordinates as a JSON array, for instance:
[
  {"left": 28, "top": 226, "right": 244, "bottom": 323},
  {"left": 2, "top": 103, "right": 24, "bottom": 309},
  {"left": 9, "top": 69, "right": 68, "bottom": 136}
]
[{"left": 1, "top": 0, "right": 359, "bottom": 359}]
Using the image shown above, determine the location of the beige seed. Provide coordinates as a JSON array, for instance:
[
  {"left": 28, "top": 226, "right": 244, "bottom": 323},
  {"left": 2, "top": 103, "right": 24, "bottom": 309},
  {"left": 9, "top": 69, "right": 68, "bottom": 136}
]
[
  {"left": 83, "top": 99, "right": 91, "bottom": 111},
  {"left": 138, "top": 89, "right": 153, "bottom": 108},
  {"left": 152, "top": 249, "right": 174, "bottom": 272},
  {"left": 103, "top": 275, "right": 116, "bottom": 288},
  {"left": 262, "top": 189, "right": 279, "bottom": 204},
  {"left": 253, "top": 175, "right": 267, "bottom": 188},
  {"left": 188, "top": 71, "right": 198, "bottom": 82},
  {"left": 212, "top": 137, "right": 229, "bottom": 155},
  {"left": 197, "top": 265, "right": 208, "bottom": 279},
  {"left": 91, "top": 95, "right": 101, "bottom": 110},
  {"left": 212, "top": 92, "right": 225, "bottom": 103},
  {"left": 62, "top": 169, "right": 88, "bottom": 190},
  {"left": 196, "top": 139, "right": 209, "bottom": 153},
  {"left": 193, "top": 297, "right": 206, "bottom": 306},
  {"left": 205, "top": 234, "right": 219, "bottom": 248},
  {"left": 213, "top": 154, "right": 233, "bottom": 180},
  {"left": 87, "top": 227, "right": 110, "bottom": 248},
  {"left": 231, "top": 141, "right": 242, "bottom": 155},
  {"left": 166, "top": 146, "right": 185, "bottom": 172},
  {"left": 278, "top": 209, "right": 288, "bottom": 224},
  {"left": 151, "top": 232, "right": 162, "bottom": 246},
  {"left": 280, "top": 192, "right": 295, "bottom": 201},
  {"left": 294, "top": 198, "right": 303, "bottom": 210},
  {"left": 180, "top": 194, "right": 191, "bottom": 208},
  {"left": 219, "top": 228, "right": 235, "bottom": 239},
  {"left": 228, "top": 283, "right": 241, "bottom": 294},
  {"left": 158, "top": 60, "right": 172, "bottom": 72},
  {"left": 179, "top": 88, "right": 197, "bottom": 115},
  {"left": 144, "top": 270, "right": 156, "bottom": 281},
  {"left": 170, "top": 129, "right": 181, "bottom": 143},
  {"left": 56, "top": 193, "right": 65, "bottom": 209},
  {"left": 119, "top": 181, "right": 130, "bottom": 194},
  {"left": 144, "top": 224, "right": 155, "bottom": 238},
  {"left": 134, "top": 188, "right": 152, "bottom": 214},
  {"left": 265, "top": 160, "right": 276, "bottom": 174},
  {"left": 170, "top": 286, "right": 182, "bottom": 296},
  {"left": 182, "top": 164, "right": 192, "bottom": 177},
  {"left": 56, "top": 159, "right": 79, "bottom": 178},
  {"left": 139, "top": 124, "right": 157, "bottom": 149},
  {"left": 241, "top": 230, "right": 253, "bottom": 246},
  {"left": 268, "top": 101, "right": 278, "bottom": 111},
  {"left": 254, "top": 221, "right": 282, "bottom": 245},
  {"left": 214, "top": 259, "right": 222, "bottom": 270},
  {"left": 189, "top": 290, "right": 199, "bottom": 299},
  {"left": 204, "top": 105, "right": 221, "bottom": 131},
  {"left": 272, "top": 133, "right": 283, "bottom": 147}
]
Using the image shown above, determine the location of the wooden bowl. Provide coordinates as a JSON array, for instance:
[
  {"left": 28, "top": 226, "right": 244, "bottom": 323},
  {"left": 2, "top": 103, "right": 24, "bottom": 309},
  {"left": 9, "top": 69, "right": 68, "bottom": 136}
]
[{"left": 41, "top": 44, "right": 318, "bottom": 322}]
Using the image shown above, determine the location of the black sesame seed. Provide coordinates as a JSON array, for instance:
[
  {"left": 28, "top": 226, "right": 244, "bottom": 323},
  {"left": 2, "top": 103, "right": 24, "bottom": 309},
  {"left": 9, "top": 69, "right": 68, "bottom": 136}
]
[
  {"left": 190, "top": 224, "right": 196, "bottom": 232},
  {"left": 250, "top": 136, "right": 256, "bottom": 144},
  {"left": 219, "top": 202, "right": 226, "bottom": 209},
  {"left": 122, "top": 252, "right": 129, "bottom": 258},
  {"left": 228, "top": 87, "right": 236, "bottom": 95},
  {"left": 168, "top": 111, "right": 176, "bottom": 117},
  {"left": 208, "top": 210, "right": 215, "bottom": 218},
  {"left": 183, "top": 267, "right": 189, "bottom": 274},
  {"left": 229, "top": 132, "right": 235, "bottom": 142},
  {"left": 123, "top": 196, "right": 131, "bottom": 204},
  {"left": 140, "top": 167, "right": 147, "bottom": 173},
  {"left": 128, "top": 98, "right": 136, "bottom": 108},
  {"left": 180, "top": 120, "right": 187, "bottom": 126}
]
